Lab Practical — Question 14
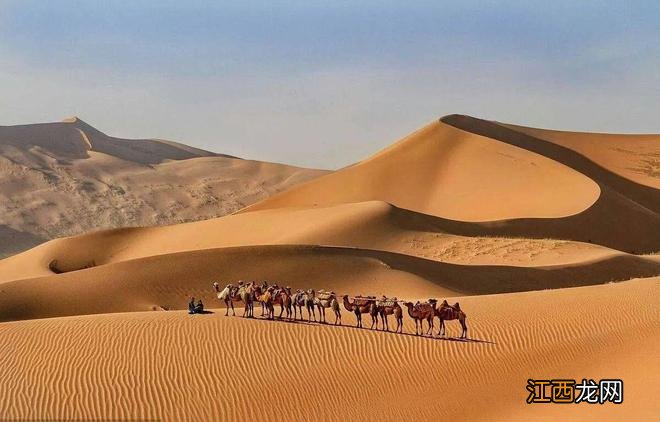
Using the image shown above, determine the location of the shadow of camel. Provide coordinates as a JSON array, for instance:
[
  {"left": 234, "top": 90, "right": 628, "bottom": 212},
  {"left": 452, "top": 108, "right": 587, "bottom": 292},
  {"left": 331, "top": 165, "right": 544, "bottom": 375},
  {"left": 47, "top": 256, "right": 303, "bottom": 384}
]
[{"left": 230, "top": 311, "right": 495, "bottom": 345}]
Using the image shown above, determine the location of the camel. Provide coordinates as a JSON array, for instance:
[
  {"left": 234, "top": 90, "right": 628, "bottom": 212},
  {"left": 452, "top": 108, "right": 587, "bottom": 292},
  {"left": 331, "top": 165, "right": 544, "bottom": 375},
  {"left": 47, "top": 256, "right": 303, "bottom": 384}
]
[
  {"left": 304, "top": 289, "right": 317, "bottom": 323},
  {"left": 403, "top": 299, "right": 436, "bottom": 336},
  {"left": 377, "top": 296, "right": 403, "bottom": 333},
  {"left": 256, "top": 282, "right": 270, "bottom": 317},
  {"left": 292, "top": 289, "right": 307, "bottom": 321},
  {"left": 314, "top": 290, "right": 341, "bottom": 325},
  {"left": 272, "top": 286, "right": 293, "bottom": 319},
  {"left": 342, "top": 295, "right": 378, "bottom": 329},
  {"left": 236, "top": 283, "right": 255, "bottom": 318},
  {"left": 435, "top": 300, "right": 468, "bottom": 339},
  {"left": 255, "top": 286, "right": 275, "bottom": 320},
  {"left": 214, "top": 281, "right": 245, "bottom": 316}
]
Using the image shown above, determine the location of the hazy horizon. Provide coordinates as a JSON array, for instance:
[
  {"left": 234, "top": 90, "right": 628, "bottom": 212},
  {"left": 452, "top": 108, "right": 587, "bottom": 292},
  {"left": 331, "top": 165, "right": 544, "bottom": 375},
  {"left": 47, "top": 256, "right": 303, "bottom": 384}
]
[{"left": 2, "top": 1, "right": 659, "bottom": 169}]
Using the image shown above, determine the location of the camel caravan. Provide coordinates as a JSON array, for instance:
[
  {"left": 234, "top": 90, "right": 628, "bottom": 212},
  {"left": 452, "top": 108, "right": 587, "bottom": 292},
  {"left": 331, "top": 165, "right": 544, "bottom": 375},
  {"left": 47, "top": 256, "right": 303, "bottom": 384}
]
[{"left": 213, "top": 281, "right": 468, "bottom": 339}]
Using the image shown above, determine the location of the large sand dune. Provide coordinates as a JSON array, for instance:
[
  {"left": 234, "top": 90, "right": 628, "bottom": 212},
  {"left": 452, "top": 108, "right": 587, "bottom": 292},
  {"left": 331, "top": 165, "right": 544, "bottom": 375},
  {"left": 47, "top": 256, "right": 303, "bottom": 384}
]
[
  {"left": 244, "top": 115, "right": 659, "bottom": 253},
  {"left": 0, "top": 117, "right": 327, "bottom": 257},
  {"left": 1, "top": 277, "right": 657, "bottom": 421}
]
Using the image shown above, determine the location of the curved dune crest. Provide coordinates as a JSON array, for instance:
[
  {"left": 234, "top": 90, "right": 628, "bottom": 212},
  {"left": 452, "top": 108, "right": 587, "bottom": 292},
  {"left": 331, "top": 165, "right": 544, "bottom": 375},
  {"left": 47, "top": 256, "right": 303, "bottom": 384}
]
[
  {"left": 242, "top": 120, "right": 601, "bottom": 221},
  {"left": 501, "top": 122, "right": 660, "bottom": 189}
]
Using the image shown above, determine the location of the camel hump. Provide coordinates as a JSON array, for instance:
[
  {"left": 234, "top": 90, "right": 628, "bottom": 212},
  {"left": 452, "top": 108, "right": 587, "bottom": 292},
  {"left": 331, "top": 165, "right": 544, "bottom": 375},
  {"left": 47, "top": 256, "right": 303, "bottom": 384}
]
[{"left": 453, "top": 302, "right": 461, "bottom": 311}]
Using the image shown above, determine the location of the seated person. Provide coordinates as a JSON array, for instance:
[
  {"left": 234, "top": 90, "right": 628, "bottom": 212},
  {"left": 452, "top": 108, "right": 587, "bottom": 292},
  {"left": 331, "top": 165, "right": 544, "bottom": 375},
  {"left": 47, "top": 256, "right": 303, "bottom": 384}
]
[
  {"left": 188, "top": 297, "right": 196, "bottom": 314},
  {"left": 194, "top": 299, "right": 204, "bottom": 313}
]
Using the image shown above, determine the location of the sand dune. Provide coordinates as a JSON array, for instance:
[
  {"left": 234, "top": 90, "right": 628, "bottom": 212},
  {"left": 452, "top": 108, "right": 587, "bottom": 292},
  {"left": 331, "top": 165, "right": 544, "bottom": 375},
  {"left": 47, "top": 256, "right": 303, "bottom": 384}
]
[
  {"left": 1, "top": 244, "right": 659, "bottom": 322},
  {"left": 243, "top": 116, "right": 660, "bottom": 253},
  {"left": 1, "top": 277, "right": 657, "bottom": 421},
  {"left": 243, "top": 119, "right": 601, "bottom": 221},
  {"left": 501, "top": 122, "right": 660, "bottom": 189},
  {"left": 0, "top": 117, "right": 327, "bottom": 257},
  {"left": 0, "top": 200, "right": 621, "bottom": 281}
]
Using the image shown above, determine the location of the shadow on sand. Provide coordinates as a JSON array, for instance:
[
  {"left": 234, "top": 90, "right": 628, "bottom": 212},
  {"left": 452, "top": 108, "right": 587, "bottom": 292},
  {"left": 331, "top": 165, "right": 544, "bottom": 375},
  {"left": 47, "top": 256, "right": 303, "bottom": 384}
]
[{"left": 217, "top": 311, "right": 495, "bottom": 345}]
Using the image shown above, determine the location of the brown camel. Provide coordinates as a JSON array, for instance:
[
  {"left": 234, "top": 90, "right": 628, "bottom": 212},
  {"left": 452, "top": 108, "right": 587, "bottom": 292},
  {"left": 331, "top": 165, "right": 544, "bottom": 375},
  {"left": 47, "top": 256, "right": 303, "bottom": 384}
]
[
  {"left": 403, "top": 299, "right": 436, "bottom": 336},
  {"left": 304, "top": 289, "right": 317, "bottom": 323},
  {"left": 314, "top": 290, "right": 341, "bottom": 325},
  {"left": 272, "top": 286, "right": 293, "bottom": 319},
  {"left": 256, "top": 286, "right": 275, "bottom": 320},
  {"left": 377, "top": 296, "right": 403, "bottom": 333},
  {"left": 342, "top": 295, "right": 378, "bottom": 328},
  {"left": 435, "top": 300, "right": 468, "bottom": 339}
]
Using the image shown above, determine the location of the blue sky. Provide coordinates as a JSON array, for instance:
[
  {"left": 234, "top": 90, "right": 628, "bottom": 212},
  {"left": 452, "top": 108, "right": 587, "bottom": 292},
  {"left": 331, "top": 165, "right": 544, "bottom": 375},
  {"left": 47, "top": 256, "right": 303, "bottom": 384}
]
[{"left": 1, "top": 1, "right": 659, "bottom": 168}]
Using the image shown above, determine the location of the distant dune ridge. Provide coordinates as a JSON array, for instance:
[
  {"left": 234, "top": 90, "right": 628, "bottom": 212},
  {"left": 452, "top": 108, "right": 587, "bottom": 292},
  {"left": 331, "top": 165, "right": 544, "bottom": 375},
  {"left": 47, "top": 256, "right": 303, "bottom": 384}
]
[
  {"left": 0, "top": 117, "right": 327, "bottom": 257},
  {"left": 0, "top": 114, "right": 659, "bottom": 420}
]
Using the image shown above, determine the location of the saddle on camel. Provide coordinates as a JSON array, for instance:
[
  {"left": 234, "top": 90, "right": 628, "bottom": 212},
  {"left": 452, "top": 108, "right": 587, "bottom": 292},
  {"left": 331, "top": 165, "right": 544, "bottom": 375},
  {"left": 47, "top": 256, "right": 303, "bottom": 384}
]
[
  {"left": 314, "top": 289, "right": 341, "bottom": 325},
  {"left": 435, "top": 300, "right": 468, "bottom": 339},
  {"left": 376, "top": 295, "right": 403, "bottom": 333}
]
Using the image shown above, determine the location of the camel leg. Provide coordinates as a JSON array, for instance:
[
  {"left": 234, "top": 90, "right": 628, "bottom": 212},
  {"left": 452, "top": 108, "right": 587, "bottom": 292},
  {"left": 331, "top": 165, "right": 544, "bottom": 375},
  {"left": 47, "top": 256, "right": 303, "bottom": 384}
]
[
  {"left": 231, "top": 301, "right": 236, "bottom": 316},
  {"left": 224, "top": 299, "right": 229, "bottom": 316}
]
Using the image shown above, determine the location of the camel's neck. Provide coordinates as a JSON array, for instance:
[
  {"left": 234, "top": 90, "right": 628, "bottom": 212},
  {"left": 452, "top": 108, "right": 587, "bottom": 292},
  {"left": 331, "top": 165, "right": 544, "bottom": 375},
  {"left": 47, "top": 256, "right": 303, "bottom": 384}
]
[
  {"left": 405, "top": 304, "right": 416, "bottom": 318},
  {"left": 343, "top": 297, "right": 353, "bottom": 310}
]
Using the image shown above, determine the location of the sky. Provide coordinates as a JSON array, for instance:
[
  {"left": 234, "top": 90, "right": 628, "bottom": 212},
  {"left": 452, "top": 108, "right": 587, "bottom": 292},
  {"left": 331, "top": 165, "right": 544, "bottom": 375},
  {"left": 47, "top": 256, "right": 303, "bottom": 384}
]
[{"left": 1, "top": 1, "right": 659, "bottom": 169}]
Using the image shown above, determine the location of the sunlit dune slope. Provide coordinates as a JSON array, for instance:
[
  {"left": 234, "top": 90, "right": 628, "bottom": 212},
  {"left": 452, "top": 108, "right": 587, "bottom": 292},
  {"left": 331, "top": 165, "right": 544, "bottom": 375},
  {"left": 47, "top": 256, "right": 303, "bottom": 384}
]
[
  {"left": 1, "top": 277, "right": 657, "bottom": 421},
  {"left": 1, "top": 244, "right": 659, "bottom": 322},
  {"left": 242, "top": 119, "right": 601, "bottom": 221},
  {"left": 1, "top": 200, "right": 655, "bottom": 285}
]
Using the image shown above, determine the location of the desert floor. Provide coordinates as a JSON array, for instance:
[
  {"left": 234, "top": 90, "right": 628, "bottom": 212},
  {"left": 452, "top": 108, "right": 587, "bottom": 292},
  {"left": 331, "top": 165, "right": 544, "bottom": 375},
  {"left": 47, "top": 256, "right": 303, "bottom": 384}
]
[{"left": 1, "top": 115, "right": 658, "bottom": 421}]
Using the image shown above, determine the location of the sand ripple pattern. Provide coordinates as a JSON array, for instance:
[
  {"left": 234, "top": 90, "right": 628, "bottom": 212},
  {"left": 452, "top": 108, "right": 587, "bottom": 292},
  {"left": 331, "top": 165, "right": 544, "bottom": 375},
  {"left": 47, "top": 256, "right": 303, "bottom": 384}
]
[{"left": 1, "top": 277, "right": 658, "bottom": 421}]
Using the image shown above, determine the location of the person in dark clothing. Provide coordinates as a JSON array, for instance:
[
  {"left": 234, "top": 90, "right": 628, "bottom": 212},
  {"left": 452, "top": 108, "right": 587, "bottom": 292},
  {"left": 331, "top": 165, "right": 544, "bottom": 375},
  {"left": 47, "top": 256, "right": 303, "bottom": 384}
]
[
  {"left": 188, "top": 297, "right": 196, "bottom": 314},
  {"left": 195, "top": 299, "right": 204, "bottom": 314}
]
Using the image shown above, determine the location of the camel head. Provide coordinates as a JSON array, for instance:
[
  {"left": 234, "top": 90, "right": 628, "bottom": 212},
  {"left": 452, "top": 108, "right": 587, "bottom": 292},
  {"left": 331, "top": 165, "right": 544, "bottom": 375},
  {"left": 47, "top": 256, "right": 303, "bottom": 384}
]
[{"left": 212, "top": 282, "right": 220, "bottom": 292}]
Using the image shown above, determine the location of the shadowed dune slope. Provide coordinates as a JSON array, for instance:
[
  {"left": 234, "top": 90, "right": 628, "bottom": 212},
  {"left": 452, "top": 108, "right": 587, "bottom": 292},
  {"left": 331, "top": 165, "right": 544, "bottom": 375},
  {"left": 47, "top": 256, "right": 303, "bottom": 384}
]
[
  {"left": 0, "top": 118, "right": 327, "bottom": 257},
  {"left": 0, "top": 277, "right": 657, "bottom": 421},
  {"left": 0, "top": 201, "right": 651, "bottom": 284},
  {"left": 501, "top": 122, "right": 660, "bottom": 189},
  {"left": 0, "top": 245, "right": 659, "bottom": 322}
]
